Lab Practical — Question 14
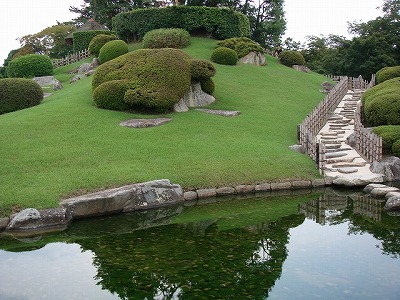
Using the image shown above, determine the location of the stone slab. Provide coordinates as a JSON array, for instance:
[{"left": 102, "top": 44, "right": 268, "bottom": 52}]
[
  {"left": 195, "top": 109, "right": 241, "bottom": 117},
  {"left": 184, "top": 191, "right": 198, "bottom": 201},
  {"left": 216, "top": 187, "right": 236, "bottom": 196},
  {"left": 120, "top": 118, "right": 172, "bottom": 128},
  {"left": 197, "top": 188, "right": 217, "bottom": 198}
]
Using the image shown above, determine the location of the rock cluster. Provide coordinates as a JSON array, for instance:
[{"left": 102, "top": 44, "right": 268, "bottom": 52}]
[
  {"left": 363, "top": 183, "right": 400, "bottom": 213},
  {"left": 173, "top": 82, "right": 215, "bottom": 112}
]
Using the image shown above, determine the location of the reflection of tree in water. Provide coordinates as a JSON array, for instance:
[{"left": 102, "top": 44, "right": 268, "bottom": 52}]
[
  {"left": 299, "top": 192, "right": 400, "bottom": 258},
  {"left": 78, "top": 214, "right": 305, "bottom": 299}
]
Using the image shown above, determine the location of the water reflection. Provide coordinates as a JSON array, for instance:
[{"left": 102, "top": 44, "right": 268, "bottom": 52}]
[{"left": 1, "top": 189, "right": 400, "bottom": 299}]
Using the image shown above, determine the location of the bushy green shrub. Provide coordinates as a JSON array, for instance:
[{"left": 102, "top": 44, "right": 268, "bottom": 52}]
[
  {"left": 92, "top": 80, "right": 132, "bottom": 111},
  {"left": 88, "top": 34, "right": 117, "bottom": 57},
  {"left": 200, "top": 78, "right": 215, "bottom": 95},
  {"left": 191, "top": 59, "right": 216, "bottom": 81},
  {"left": 112, "top": 6, "right": 250, "bottom": 41},
  {"left": 0, "top": 78, "right": 43, "bottom": 114},
  {"left": 93, "top": 48, "right": 192, "bottom": 111},
  {"left": 376, "top": 66, "right": 400, "bottom": 84},
  {"left": 373, "top": 125, "right": 400, "bottom": 153},
  {"left": 98, "top": 40, "right": 129, "bottom": 64},
  {"left": 392, "top": 139, "right": 400, "bottom": 157},
  {"left": 142, "top": 28, "right": 191, "bottom": 49},
  {"left": 7, "top": 54, "right": 53, "bottom": 78},
  {"left": 216, "top": 37, "right": 264, "bottom": 58},
  {"left": 73, "top": 30, "right": 114, "bottom": 52},
  {"left": 211, "top": 47, "right": 238, "bottom": 65},
  {"left": 362, "top": 77, "right": 400, "bottom": 126},
  {"left": 278, "top": 50, "right": 305, "bottom": 67}
]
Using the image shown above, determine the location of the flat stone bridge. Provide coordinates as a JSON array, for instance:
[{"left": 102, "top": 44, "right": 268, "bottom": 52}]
[{"left": 317, "top": 89, "right": 384, "bottom": 186}]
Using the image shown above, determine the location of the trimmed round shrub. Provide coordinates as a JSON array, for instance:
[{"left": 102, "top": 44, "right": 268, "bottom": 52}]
[
  {"left": 211, "top": 47, "right": 238, "bottom": 65},
  {"left": 278, "top": 50, "right": 305, "bottom": 67},
  {"left": 98, "top": 40, "right": 129, "bottom": 64},
  {"left": 142, "top": 28, "right": 191, "bottom": 49},
  {"left": 89, "top": 34, "right": 117, "bottom": 57},
  {"left": 362, "top": 77, "right": 400, "bottom": 126},
  {"left": 93, "top": 48, "right": 192, "bottom": 111},
  {"left": 7, "top": 54, "right": 53, "bottom": 78},
  {"left": 0, "top": 78, "right": 44, "bottom": 114},
  {"left": 373, "top": 126, "right": 400, "bottom": 154},
  {"left": 376, "top": 66, "right": 400, "bottom": 84},
  {"left": 217, "top": 37, "right": 263, "bottom": 58},
  {"left": 191, "top": 59, "right": 216, "bottom": 81},
  {"left": 200, "top": 78, "right": 215, "bottom": 95}
]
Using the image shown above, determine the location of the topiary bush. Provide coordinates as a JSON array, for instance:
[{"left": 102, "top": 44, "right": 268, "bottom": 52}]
[
  {"left": 6, "top": 54, "right": 53, "bottom": 78},
  {"left": 0, "top": 78, "right": 44, "bottom": 114},
  {"left": 73, "top": 30, "right": 114, "bottom": 52},
  {"left": 142, "top": 28, "right": 191, "bottom": 49},
  {"left": 89, "top": 34, "right": 117, "bottom": 57},
  {"left": 112, "top": 6, "right": 250, "bottom": 41},
  {"left": 278, "top": 50, "right": 305, "bottom": 67},
  {"left": 373, "top": 125, "right": 400, "bottom": 153},
  {"left": 211, "top": 47, "right": 238, "bottom": 65},
  {"left": 362, "top": 77, "right": 400, "bottom": 126},
  {"left": 92, "top": 48, "right": 192, "bottom": 111},
  {"left": 216, "top": 37, "right": 264, "bottom": 58},
  {"left": 191, "top": 59, "right": 216, "bottom": 81},
  {"left": 98, "top": 40, "right": 129, "bottom": 64},
  {"left": 376, "top": 66, "right": 400, "bottom": 84}
]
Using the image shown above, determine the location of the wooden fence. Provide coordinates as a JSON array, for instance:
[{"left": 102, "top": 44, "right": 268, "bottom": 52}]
[
  {"left": 354, "top": 101, "right": 382, "bottom": 162},
  {"left": 52, "top": 49, "right": 91, "bottom": 68},
  {"left": 298, "top": 76, "right": 382, "bottom": 164}
]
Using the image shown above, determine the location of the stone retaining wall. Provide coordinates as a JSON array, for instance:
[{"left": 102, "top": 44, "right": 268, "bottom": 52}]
[{"left": 0, "top": 178, "right": 331, "bottom": 236}]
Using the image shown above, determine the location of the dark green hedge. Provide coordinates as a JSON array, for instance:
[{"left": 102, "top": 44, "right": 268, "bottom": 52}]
[
  {"left": 98, "top": 40, "right": 129, "bottom": 64},
  {"left": 0, "top": 78, "right": 43, "bottom": 114},
  {"left": 89, "top": 34, "right": 117, "bottom": 57},
  {"left": 7, "top": 54, "right": 53, "bottom": 78},
  {"left": 363, "top": 77, "right": 400, "bottom": 126},
  {"left": 373, "top": 125, "right": 400, "bottom": 153},
  {"left": 73, "top": 30, "right": 114, "bottom": 52},
  {"left": 142, "top": 28, "right": 191, "bottom": 49},
  {"left": 112, "top": 6, "right": 250, "bottom": 41},
  {"left": 211, "top": 47, "right": 238, "bottom": 65},
  {"left": 217, "top": 37, "right": 263, "bottom": 58},
  {"left": 376, "top": 66, "right": 400, "bottom": 84},
  {"left": 191, "top": 59, "right": 216, "bottom": 81}
]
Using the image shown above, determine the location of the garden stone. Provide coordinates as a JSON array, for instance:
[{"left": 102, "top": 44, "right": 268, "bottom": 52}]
[
  {"left": 337, "top": 167, "right": 358, "bottom": 174},
  {"left": 0, "top": 217, "right": 9, "bottom": 230},
  {"left": 292, "top": 180, "right": 312, "bottom": 189},
  {"left": 120, "top": 118, "right": 172, "bottom": 128},
  {"left": 6, "top": 208, "right": 72, "bottom": 232},
  {"left": 271, "top": 182, "right": 292, "bottom": 190},
  {"left": 289, "top": 144, "right": 305, "bottom": 153},
  {"left": 364, "top": 183, "right": 388, "bottom": 193},
  {"left": 235, "top": 185, "right": 255, "bottom": 194},
  {"left": 371, "top": 156, "right": 400, "bottom": 181},
  {"left": 197, "top": 188, "right": 217, "bottom": 198},
  {"left": 385, "top": 191, "right": 400, "bottom": 199},
  {"left": 77, "top": 63, "right": 92, "bottom": 74},
  {"left": 370, "top": 187, "right": 399, "bottom": 197},
  {"left": 216, "top": 187, "right": 236, "bottom": 196},
  {"left": 239, "top": 51, "right": 266, "bottom": 66},
  {"left": 292, "top": 65, "right": 311, "bottom": 73},
  {"left": 312, "top": 179, "right": 326, "bottom": 187},
  {"left": 325, "top": 152, "right": 348, "bottom": 159},
  {"left": 32, "top": 76, "right": 63, "bottom": 91},
  {"left": 332, "top": 174, "right": 383, "bottom": 186},
  {"left": 255, "top": 183, "right": 271, "bottom": 192},
  {"left": 195, "top": 109, "right": 241, "bottom": 117},
  {"left": 384, "top": 196, "right": 400, "bottom": 211},
  {"left": 184, "top": 191, "right": 198, "bottom": 201},
  {"left": 174, "top": 82, "right": 215, "bottom": 112}
]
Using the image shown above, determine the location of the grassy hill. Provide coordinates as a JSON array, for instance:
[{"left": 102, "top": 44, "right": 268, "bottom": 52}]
[{"left": 0, "top": 37, "right": 327, "bottom": 216}]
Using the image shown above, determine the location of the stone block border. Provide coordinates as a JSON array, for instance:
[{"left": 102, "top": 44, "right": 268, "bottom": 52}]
[{"left": 0, "top": 178, "right": 332, "bottom": 236}]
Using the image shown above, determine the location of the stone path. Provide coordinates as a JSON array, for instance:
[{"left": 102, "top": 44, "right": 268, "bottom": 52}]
[{"left": 317, "top": 89, "right": 384, "bottom": 186}]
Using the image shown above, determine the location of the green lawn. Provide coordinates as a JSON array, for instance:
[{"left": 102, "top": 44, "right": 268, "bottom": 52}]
[{"left": 0, "top": 37, "right": 326, "bottom": 216}]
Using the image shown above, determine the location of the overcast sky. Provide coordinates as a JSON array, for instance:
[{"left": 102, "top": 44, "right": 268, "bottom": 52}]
[{"left": 0, "top": 0, "right": 384, "bottom": 66}]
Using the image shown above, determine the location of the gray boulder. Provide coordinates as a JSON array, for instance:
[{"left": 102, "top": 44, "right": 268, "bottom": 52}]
[
  {"left": 384, "top": 196, "right": 400, "bottom": 211},
  {"left": 292, "top": 65, "right": 311, "bottom": 73},
  {"left": 332, "top": 174, "right": 384, "bottom": 186},
  {"left": 320, "top": 81, "right": 335, "bottom": 94},
  {"left": 32, "top": 76, "right": 63, "bottom": 91},
  {"left": 239, "top": 51, "right": 266, "bottom": 66},
  {"left": 174, "top": 82, "right": 215, "bottom": 112},
  {"left": 371, "top": 156, "right": 400, "bottom": 181},
  {"left": 77, "top": 63, "right": 92, "bottom": 74},
  {"left": 289, "top": 144, "right": 305, "bottom": 154}
]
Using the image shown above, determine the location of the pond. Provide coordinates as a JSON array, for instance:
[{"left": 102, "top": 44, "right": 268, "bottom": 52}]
[{"left": 1, "top": 188, "right": 400, "bottom": 299}]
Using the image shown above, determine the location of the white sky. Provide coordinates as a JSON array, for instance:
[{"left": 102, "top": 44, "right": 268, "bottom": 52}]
[{"left": 0, "top": 0, "right": 384, "bottom": 66}]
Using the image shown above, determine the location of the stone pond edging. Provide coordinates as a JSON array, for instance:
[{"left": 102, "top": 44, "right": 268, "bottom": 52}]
[{"left": 0, "top": 178, "right": 330, "bottom": 236}]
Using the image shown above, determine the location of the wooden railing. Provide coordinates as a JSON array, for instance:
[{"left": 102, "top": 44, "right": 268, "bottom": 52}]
[
  {"left": 52, "top": 49, "right": 91, "bottom": 68},
  {"left": 298, "top": 76, "right": 381, "bottom": 164},
  {"left": 354, "top": 101, "right": 382, "bottom": 162}
]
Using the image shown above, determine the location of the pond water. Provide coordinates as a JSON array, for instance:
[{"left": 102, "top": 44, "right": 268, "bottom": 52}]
[{"left": 1, "top": 189, "right": 400, "bottom": 300}]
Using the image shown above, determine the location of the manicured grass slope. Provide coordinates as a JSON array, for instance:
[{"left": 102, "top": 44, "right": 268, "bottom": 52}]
[{"left": 0, "top": 37, "right": 326, "bottom": 215}]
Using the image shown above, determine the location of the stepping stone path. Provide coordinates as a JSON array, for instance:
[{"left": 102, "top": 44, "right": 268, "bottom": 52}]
[{"left": 317, "top": 89, "right": 384, "bottom": 186}]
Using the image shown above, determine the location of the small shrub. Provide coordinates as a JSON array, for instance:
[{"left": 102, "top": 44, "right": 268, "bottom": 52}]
[
  {"left": 200, "top": 78, "right": 215, "bottom": 95},
  {"left": 191, "top": 59, "right": 216, "bottom": 81},
  {"left": 211, "top": 47, "right": 238, "bottom": 65},
  {"left": 373, "top": 126, "right": 400, "bottom": 153},
  {"left": 7, "top": 54, "right": 53, "bottom": 78},
  {"left": 73, "top": 30, "right": 113, "bottom": 52},
  {"left": 217, "top": 37, "right": 263, "bottom": 58},
  {"left": 93, "top": 80, "right": 132, "bottom": 111},
  {"left": 98, "top": 40, "right": 129, "bottom": 64},
  {"left": 362, "top": 77, "right": 400, "bottom": 126},
  {"left": 142, "top": 28, "right": 191, "bottom": 49},
  {"left": 278, "top": 50, "right": 305, "bottom": 67},
  {"left": 0, "top": 78, "right": 43, "bottom": 114},
  {"left": 376, "top": 66, "right": 400, "bottom": 84},
  {"left": 89, "top": 34, "right": 117, "bottom": 57}
]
